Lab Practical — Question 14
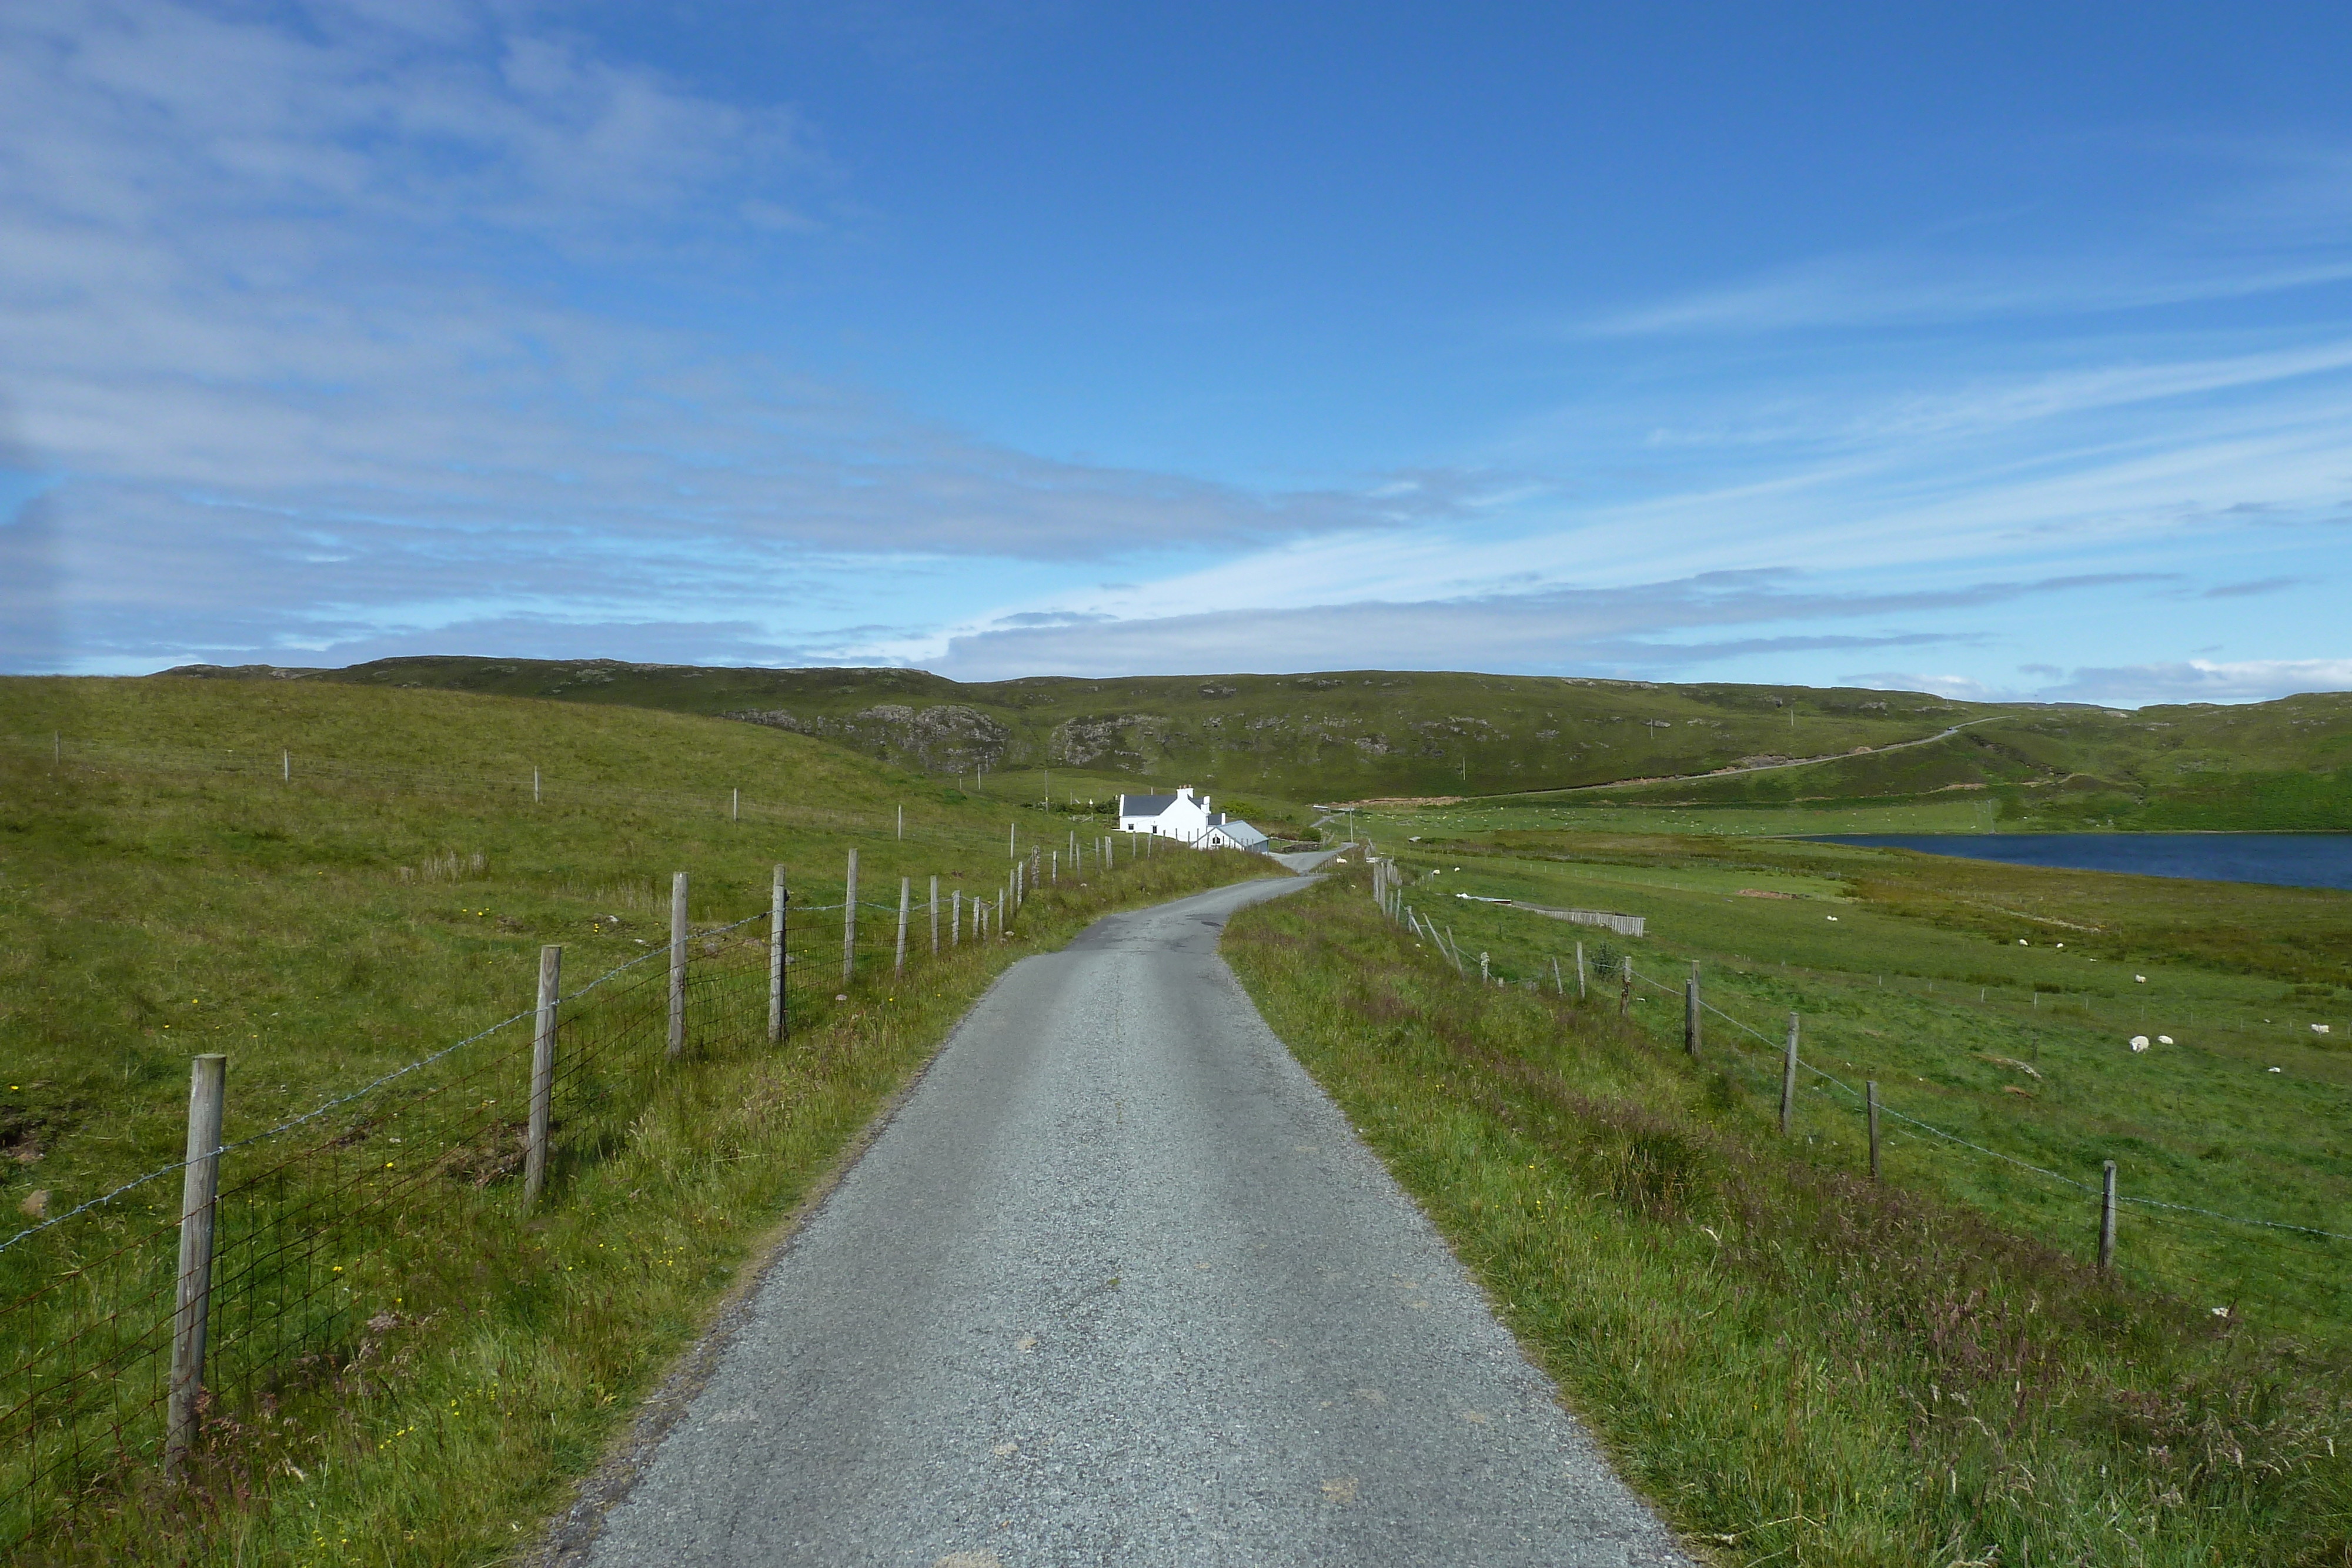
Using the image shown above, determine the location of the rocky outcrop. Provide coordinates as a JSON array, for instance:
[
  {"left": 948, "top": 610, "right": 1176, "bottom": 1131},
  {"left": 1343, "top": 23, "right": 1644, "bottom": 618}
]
[
  {"left": 1047, "top": 714, "right": 1174, "bottom": 770},
  {"left": 723, "top": 703, "right": 1010, "bottom": 771}
]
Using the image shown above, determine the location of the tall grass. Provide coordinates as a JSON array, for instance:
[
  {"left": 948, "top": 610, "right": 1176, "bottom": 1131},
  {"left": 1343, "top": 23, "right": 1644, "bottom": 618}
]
[
  {"left": 0, "top": 676, "right": 1274, "bottom": 1562},
  {"left": 1225, "top": 871, "right": 2352, "bottom": 1567}
]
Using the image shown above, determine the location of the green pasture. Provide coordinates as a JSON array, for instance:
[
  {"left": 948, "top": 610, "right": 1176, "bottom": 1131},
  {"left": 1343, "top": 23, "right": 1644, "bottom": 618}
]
[
  {"left": 1368, "top": 825, "right": 2352, "bottom": 1346},
  {"left": 1226, "top": 876, "right": 2351, "bottom": 1567},
  {"left": 0, "top": 675, "right": 1274, "bottom": 1562}
]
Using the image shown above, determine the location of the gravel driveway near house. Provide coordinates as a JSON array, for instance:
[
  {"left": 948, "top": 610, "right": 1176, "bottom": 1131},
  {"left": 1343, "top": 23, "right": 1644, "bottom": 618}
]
[{"left": 577, "top": 876, "right": 1691, "bottom": 1566}]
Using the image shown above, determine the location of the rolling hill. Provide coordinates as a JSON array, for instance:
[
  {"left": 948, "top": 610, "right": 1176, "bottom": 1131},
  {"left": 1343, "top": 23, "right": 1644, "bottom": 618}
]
[{"left": 160, "top": 657, "right": 2352, "bottom": 828}]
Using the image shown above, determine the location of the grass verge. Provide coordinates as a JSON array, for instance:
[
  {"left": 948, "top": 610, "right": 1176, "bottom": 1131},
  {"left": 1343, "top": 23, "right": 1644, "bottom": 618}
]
[{"left": 1224, "top": 870, "right": 2352, "bottom": 1567}]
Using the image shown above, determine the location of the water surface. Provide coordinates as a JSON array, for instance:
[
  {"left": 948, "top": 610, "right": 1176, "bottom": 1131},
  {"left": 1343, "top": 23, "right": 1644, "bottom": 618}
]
[{"left": 1809, "top": 833, "right": 2352, "bottom": 892}]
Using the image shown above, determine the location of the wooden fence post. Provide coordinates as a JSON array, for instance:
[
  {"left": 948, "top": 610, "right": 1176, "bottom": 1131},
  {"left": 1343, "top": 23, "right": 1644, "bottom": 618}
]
[
  {"left": 2099, "top": 1161, "right": 2118, "bottom": 1271},
  {"left": 526, "top": 945, "right": 560, "bottom": 1205},
  {"left": 842, "top": 849, "right": 858, "bottom": 987},
  {"left": 1779, "top": 1013, "right": 1800, "bottom": 1136},
  {"left": 930, "top": 875, "right": 940, "bottom": 955},
  {"left": 769, "top": 864, "right": 789, "bottom": 1044},
  {"left": 1866, "top": 1080, "right": 1882, "bottom": 1179},
  {"left": 1685, "top": 962, "right": 1701, "bottom": 1059},
  {"left": 166, "top": 1054, "right": 227, "bottom": 1477},
  {"left": 533, "top": 766, "right": 540, "bottom": 804},
  {"left": 1618, "top": 957, "right": 1632, "bottom": 1019},
  {"left": 731, "top": 787, "right": 739, "bottom": 823},
  {"left": 896, "top": 877, "right": 910, "bottom": 975},
  {"left": 1552, "top": 956, "right": 1565, "bottom": 995},
  {"left": 952, "top": 888, "right": 961, "bottom": 946},
  {"left": 282, "top": 749, "right": 289, "bottom": 781},
  {"left": 1575, "top": 941, "right": 1586, "bottom": 999},
  {"left": 668, "top": 872, "right": 689, "bottom": 1058},
  {"left": 1009, "top": 823, "right": 1017, "bottom": 861}
]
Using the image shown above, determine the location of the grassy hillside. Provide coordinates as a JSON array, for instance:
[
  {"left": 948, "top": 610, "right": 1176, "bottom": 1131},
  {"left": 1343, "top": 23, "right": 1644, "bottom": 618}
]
[
  {"left": 0, "top": 675, "right": 1274, "bottom": 1562},
  {"left": 1514, "top": 691, "right": 2352, "bottom": 830},
  {"left": 163, "top": 657, "right": 2352, "bottom": 828},
  {"left": 160, "top": 656, "right": 2007, "bottom": 798}
]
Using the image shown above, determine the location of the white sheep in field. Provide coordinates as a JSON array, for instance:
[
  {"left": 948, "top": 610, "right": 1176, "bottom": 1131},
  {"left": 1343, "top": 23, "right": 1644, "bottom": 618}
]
[{"left": 2130, "top": 1035, "right": 2150, "bottom": 1052}]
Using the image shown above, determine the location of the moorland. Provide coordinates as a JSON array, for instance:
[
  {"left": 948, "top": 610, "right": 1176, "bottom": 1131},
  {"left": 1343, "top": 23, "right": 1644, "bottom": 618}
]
[{"left": 5, "top": 663, "right": 2348, "bottom": 1566}]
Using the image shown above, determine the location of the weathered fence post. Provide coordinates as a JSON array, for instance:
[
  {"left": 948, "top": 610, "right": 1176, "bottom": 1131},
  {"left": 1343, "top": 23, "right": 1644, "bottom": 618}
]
[
  {"left": 897, "top": 804, "right": 903, "bottom": 840},
  {"left": 1051, "top": 849, "right": 1058, "bottom": 884},
  {"left": 896, "top": 877, "right": 910, "bottom": 975},
  {"left": 731, "top": 787, "right": 739, "bottom": 823},
  {"left": 930, "top": 875, "right": 940, "bottom": 955},
  {"left": 1685, "top": 961, "right": 1701, "bottom": 1059},
  {"left": 1552, "top": 956, "right": 1565, "bottom": 996},
  {"left": 282, "top": 749, "right": 289, "bottom": 781},
  {"left": 1618, "top": 957, "right": 1632, "bottom": 1019},
  {"left": 769, "top": 864, "right": 789, "bottom": 1044},
  {"left": 526, "top": 945, "right": 560, "bottom": 1205},
  {"left": 842, "top": 849, "right": 858, "bottom": 987},
  {"left": 1575, "top": 941, "right": 1586, "bottom": 999},
  {"left": 668, "top": 872, "right": 689, "bottom": 1057},
  {"left": 166, "top": 1054, "right": 227, "bottom": 1477},
  {"left": 1779, "top": 1013, "right": 1800, "bottom": 1136},
  {"left": 533, "top": 766, "right": 540, "bottom": 804},
  {"left": 1009, "top": 823, "right": 1017, "bottom": 860},
  {"left": 2099, "top": 1161, "right": 2118, "bottom": 1271},
  {"left": 952, "top": 888, "right": 962, "bottom": 945},
  {"left": 1479, "top": 951, "right": 1491, "bottom": 985},
  {"left": 1866, "top": 1079, "right": 1882, "bottom": 1179}
]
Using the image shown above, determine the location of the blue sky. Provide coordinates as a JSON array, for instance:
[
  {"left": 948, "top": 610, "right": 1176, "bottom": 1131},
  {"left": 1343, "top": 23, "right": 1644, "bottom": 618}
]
[{"left": 4, "top": 1, "right": 2351, "bottom": 704}]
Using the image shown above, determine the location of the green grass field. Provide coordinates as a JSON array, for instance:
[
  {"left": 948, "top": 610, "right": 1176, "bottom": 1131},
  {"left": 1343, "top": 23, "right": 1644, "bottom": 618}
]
[
  {"left": 1355, "top": 822, "right": 2352, "bottom": 1350},
  {"left": 1224, "top": 874, "right": 2352, "bottom": 1567},
  {"left": 0, "top": 676, "right": 1275, "bottom": 1562}
]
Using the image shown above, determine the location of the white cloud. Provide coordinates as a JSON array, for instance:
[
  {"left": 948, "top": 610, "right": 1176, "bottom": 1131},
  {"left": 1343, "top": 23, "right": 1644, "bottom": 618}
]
[
  {"left": 2034, "top": 658, "right": 2352, "bottom": 706},
  {"left": 930, "top": 570, "right": 2147, "bottom": 682},
  {"left": 1586, "top": 248, "right": 2352, "bottom": 338},
  {"left": 0, "top": 0, "right": 1447, "bottom": 669}
]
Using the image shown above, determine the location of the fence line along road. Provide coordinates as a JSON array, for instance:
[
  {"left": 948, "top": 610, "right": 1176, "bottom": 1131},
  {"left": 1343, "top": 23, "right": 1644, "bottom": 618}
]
[{"left": 1, "top": 828, "right": 1190, "bottom": 1552}]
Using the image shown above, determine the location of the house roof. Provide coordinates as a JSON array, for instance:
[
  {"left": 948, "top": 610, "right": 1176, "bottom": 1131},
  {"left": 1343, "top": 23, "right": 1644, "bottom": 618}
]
[
  {"left": 1215, "top": 819, "right": 1269, "bottom": 847},
  {"left": 1120, "top": 793, "right": 1181, "bottom": 816}
]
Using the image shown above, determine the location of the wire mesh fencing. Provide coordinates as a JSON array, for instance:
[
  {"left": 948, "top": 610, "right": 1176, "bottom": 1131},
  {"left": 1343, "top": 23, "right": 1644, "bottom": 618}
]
[
  {"left": 1368, "top": 857, "right": 2347, "bottom": 1333},
  {"left": 0, "top": 826, "right": 1173, "bottom": 1552},
  {"left": 0, "top": 899, "right": 800, "bottom": 1550}
]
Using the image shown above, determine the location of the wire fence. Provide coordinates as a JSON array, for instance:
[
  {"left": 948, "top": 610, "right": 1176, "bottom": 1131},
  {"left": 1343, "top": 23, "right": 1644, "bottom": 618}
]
[
  {"left": 0, "top": 821, "right": 1119, "bottom": 1552},
  {"left": 1, "top": 732, "right": 1130, "bottom": 850},
  {"left": 1369, "top": 860, "right": 2347, "bottom": 1329}
]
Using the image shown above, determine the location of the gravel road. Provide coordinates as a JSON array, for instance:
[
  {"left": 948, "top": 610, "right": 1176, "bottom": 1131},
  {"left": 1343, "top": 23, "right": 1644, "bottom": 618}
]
[{"left": 581, "top": 875, "right": 1690, "bottom": 1566}]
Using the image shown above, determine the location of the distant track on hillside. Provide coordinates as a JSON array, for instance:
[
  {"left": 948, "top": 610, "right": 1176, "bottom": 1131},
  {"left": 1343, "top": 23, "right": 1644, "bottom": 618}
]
[{"left": 1478, "top": 717, "right": 2009, "bottom": 805}]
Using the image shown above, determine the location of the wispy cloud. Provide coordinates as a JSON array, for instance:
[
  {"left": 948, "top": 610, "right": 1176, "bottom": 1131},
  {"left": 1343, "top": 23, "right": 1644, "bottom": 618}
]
[
  {"left": 2033, "top": 658, "right": 2352, "bottom": 706},
  {"left": 1586, "top": 250, "right": 2352, "bottom": 337},
  {"left": 0, "top": 0, "right": 1459, "bottom": 669},
  {"left": 2200, "top": 576, "right": 2302, "bottom": 599},
  {"left": 931, "top": 570, "right": 2147, "bottom": 681}
]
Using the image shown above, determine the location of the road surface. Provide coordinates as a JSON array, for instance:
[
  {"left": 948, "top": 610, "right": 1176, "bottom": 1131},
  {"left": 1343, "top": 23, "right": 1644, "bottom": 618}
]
[{"left": 579, "top": 876, "right": 1690, "bottom": 1566}]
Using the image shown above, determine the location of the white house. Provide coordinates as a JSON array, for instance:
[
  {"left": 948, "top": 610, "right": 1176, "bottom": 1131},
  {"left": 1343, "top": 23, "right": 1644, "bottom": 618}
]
[{"left": 1118, "top": 786, "right": 1269, "bottom": 854}]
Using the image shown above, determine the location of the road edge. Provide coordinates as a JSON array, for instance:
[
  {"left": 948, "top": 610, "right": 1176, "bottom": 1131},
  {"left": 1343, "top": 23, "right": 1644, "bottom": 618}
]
[{"left": 515, "top": 871, "right": 1305, "bottom": 1567}]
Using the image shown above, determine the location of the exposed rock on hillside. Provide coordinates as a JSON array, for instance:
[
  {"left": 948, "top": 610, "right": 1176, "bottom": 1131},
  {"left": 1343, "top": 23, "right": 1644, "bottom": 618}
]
[{"left": 723, "top": 703, "right": 1009, "bottom": 771}]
